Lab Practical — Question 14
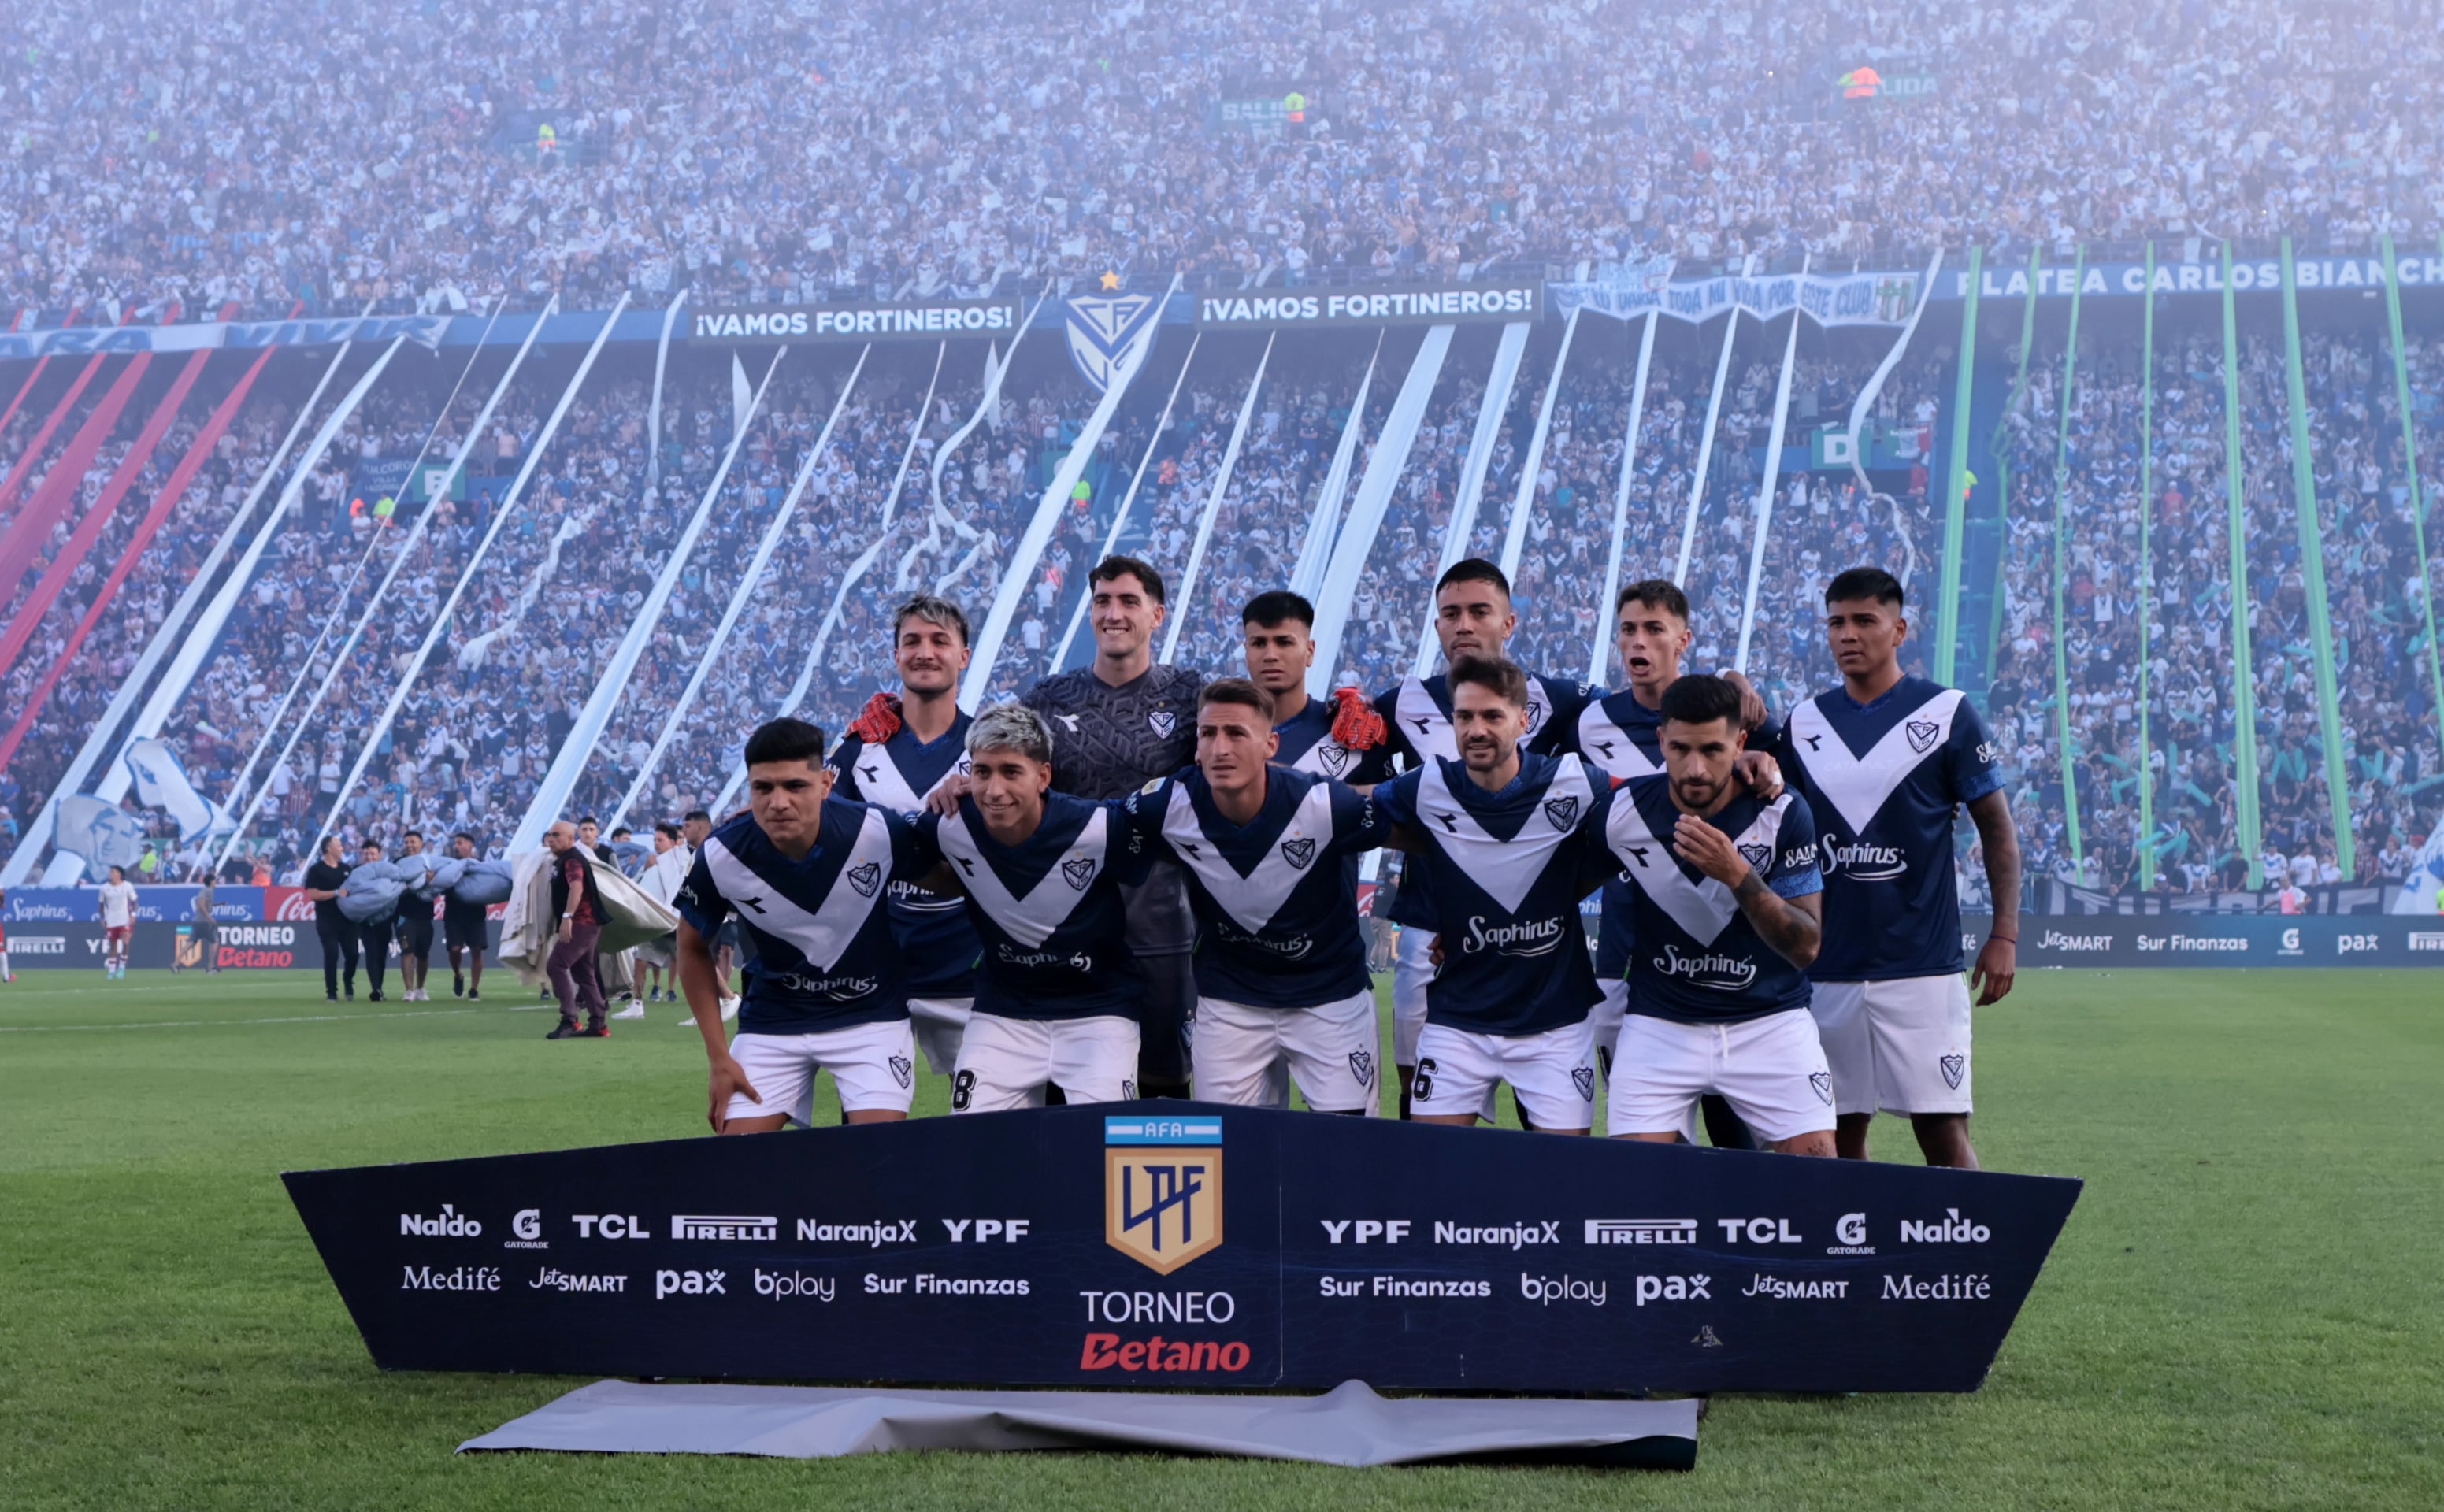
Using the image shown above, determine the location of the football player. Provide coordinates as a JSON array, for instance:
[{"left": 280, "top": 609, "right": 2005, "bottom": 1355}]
[{"left": 1238, "top": 590, "right": 1390, "bottom": 781}]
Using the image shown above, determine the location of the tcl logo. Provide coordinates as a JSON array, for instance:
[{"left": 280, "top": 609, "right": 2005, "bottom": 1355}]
[{"left": 571, "top": 1214, "right": 651, "bottom": 1240}]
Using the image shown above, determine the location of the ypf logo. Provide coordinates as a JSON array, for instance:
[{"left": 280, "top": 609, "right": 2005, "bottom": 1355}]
[{"left": 1104, "top": 1116, "right": 1223, "bottom": 1275}]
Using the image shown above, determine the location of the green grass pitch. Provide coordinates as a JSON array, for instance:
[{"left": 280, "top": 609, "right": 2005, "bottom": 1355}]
[{"left": 2, "top": 965, "right": 2439, "bottom": 1510}]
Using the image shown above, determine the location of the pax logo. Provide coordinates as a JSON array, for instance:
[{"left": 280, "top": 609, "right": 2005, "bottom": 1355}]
[
  {"left": 654, "top": 1268, "right": 728, "bottom": 1299},
  {"left": 1631, "top": 1273, "right": 1712, "bottom": 1306}
]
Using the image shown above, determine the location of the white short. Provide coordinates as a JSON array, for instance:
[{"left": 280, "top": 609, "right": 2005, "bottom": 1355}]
[
  {"left": 1589, "top": 979, "right": 1629, "bottom": 1081},
  {"left": 951, "top": 1012, "right": 1140, "bottom": 1113},
  {"left": 1809, "top": 975, "right": 1973, "bottom": 1116},
  {"left": 1192, "top": 989, "right": 1381, "bottom": 1114},
  {"left": 908, "top": 995, "right": 972, "bottom": 1078},
  {"left": 1411, "top": 1020, "right": 1596, "bottom": 1132},
  {"left": 726, "top": 1021, "right": 918, "bottom": 1125},
  {"left": 1609, "top": 1009, "right": 1834, "bottom": 1146},
  {"left": 1391, "top": 928, "right": 1431, "bottom": 1066}
]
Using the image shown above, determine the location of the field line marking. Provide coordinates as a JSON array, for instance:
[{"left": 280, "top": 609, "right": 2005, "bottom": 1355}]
[{"left": 0, "top": 1004, "right": 558, "bottom": 1032}]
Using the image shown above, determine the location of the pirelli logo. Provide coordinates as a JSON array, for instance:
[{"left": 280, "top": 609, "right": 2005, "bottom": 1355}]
[
  {"left": 1585, "top": 1218, "right": 1698, "bottom": 1245},
  {"left": 670, "top": 1214, "right": 777, "bottom": 1242},
  {"left": 2408, "top": 932, "right": 2444, "bottom": 952}
]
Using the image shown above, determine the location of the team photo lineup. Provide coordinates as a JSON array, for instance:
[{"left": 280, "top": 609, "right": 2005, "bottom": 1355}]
[{"left": 592, "top": 550, "right": 2016, "bottom": 1163}]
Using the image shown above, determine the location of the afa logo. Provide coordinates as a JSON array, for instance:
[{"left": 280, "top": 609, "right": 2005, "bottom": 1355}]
[{"left": 1104, "top": 1117, "right": 1224, "bottom": 1275}]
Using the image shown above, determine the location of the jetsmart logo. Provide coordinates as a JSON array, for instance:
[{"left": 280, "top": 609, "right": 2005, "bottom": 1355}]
[
  {"left": 1899, "top": 1207, "right": 1990, "bottom": 1243},
  {"left": 400, "top": 1205, "right": 483, "bottom": 1238},
  {"left": 2039, "top": 930, "right": 2112, "bottom": 951},
  {"left": 671, "top": 1214, "right": 777, "bottom": 1242},
  {"left": 1459, "top": 914, "right": 1567, "bottom": 958},
  {"left": 1586, "top": 1218, "right": 1697, "bottom": 1245}
]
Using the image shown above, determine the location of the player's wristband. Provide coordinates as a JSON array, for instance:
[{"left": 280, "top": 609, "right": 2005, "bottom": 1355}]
[{"left": 1988, "top": 932, "right": 2018, "bottom": 944}]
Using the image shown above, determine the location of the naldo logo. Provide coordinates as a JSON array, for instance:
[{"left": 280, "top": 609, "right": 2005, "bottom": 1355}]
[
  {"left": 399, "top": 1205, "right": 483, "bottom": 1238},
  {"left": 1899, "top": 1208, "right": 1990, "bottom": 1243}
]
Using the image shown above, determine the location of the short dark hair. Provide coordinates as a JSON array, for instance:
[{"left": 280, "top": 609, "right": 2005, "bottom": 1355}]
[
  {"left": 893, "top": 594, "right": 970, "bottom": 645},
  {"left": 1616, "top": 578, "right": 1690, "bottom": 622},
  {"left": 1089, "top": 554, "right": 1166, "bottom": 606},
  {"left": 1241, "top": 590, "right": 1315, "bottom": 630},
  {"left": 1448, "top": 654, "right": 1530, "bottom": 710},
  {"left": 451, "top": 831, "right": 476, "bottom": 847},
  {"left": 1660, "top": 673, "right": 1745, "bottom": 730},
  {"left": 683, "top": 809, "right": 712, "bottom": 825},
  {"left": 402, "top": 828, "right": 423, "bottom": 843},
  {"left": 610, "top": 826, "right": 632, "bottom": 839},
  {"left": 1200, "top": 677, "right": 1277, "bottom": 724},
  {"left": 655, "top": 822, "right": 682, "bottom": 842},
  {"left": 108, "top": 865, "right": 124, "bottom": 879},
  {"left": 359, "top": 839, "right": 383, "bottom": 853},
  {"left": 1826, "top": 566, "right": 1904, "bottom": 610},
  {"left": 1436, "top": 558, "right": 1511, "bottom": 598},
  {"left": 578, "top": 814, "right": 599, "bottom": 828},
  {"left": 743, "top": 717, "right": 829, "bottom": 768}
]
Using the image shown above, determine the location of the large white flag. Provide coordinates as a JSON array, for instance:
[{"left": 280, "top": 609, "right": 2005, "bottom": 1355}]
[{"left": 124, "top": 738, "right": 228, "bottom": 843}]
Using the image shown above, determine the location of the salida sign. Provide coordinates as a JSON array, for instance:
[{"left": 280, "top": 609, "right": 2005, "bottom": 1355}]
[{"left": 288, "top": 1103, "right": 2079, "bottom": 1394}]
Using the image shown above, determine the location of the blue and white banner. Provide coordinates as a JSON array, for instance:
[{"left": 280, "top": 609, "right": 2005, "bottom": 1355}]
[
  {"left": 1943, "top": 250, "right": 2444, "bottom": 301},
  {"left": 0, "top": 313, "right": 445, "bottom": 361},
  {"left": 124, "top": 737, "right": 230, "bottom": 843},
  {"left": 1552, "top": 266, "right": 1923, "bottom": 328},
  {"left": 51, "top": 795, "right": 150, "bottom": 882},
  {"left": 1063, "top": 291, "right": 1166, "bottom": 393}
]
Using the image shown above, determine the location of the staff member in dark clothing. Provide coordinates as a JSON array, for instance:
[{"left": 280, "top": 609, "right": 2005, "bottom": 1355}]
[
  {"left": 353, "top": 839, "right": 395, "bottom": 1002},
  {"left": 443, "top": 831, "right": 490, "bottom": 1000},
  {"left": 393, "top": 829, "right": 437, "bottom": 1001},
  {"left": 543, "top": 819, "right": 610, "bottom": 1040},
  {"left": 301, "top": 836, "right": 357, "bottom": 1002}
]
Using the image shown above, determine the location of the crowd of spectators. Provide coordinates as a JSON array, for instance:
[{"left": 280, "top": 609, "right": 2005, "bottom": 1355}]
[{"left": 5, "top": 0, "right": 2442, "bottom": 321}]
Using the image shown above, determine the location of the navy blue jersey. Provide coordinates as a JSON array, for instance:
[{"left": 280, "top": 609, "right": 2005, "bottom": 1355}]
[
  {"left": 1576, "top": 689, "right": 1667, "bottom": 979},
  {"left": 1373, "top": 752, "right": 1604, "bottom": 1036},
  {"left": 1772, "top": 677, "right": 2004, "bottom": 982},
  {"left": 1370, "top": 669, "right": 1595, "bottom": 929},
  {"left": 1272, "top": 695, "right": 1394, "bottom": 785},
  {"left": 1600, "top": 776, "right": 1823, "bottom": 1025},
  {"left": 829, "top": 712, "right": 978, "bottom": 999},
  {"left": 1123, "top": 765, "right": 1387, "bottom": 1010},
  {"left": 913, "top": 791, "right": 1155, "bottom": 1021},
  {"left": 674, "top": 803, "right": 921, "bottom": 1034}
]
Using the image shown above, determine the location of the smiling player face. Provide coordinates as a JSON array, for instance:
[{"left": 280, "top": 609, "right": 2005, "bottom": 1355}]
[
  {"left": 969, "top": 747, "right": 1051, "bottom": 841},
  {"left": 896, "top": 613, "right": 970, "bottom": 698},
  {"left": 1449, "top": 679, "right": 1525, "bottom": 786},
  {"left": 1090, "top": 574, "right": 1164, "bottom": 664}
]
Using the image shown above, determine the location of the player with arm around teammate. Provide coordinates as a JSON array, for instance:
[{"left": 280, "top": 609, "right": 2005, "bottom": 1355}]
[
  {"left": 677, "top": 717, "right": 931, "bottom": 1133},
  {"left": 1600, "top": 675, "right": 1835, "bottom": 1157},
  {"left": 1772, "top": 568, "right": 2019, "bottom": 1169},
  {"left": 1371, "top": 656, "right": 1605, "bottom": 1136},
  {"left": 1372, "top": 559, "right": 1596, "bottom": 1116},
  {"left": 1125, "top": 679, "right": 1390, "bottom": 1114},
  {"left": 918, "top": 702, "right": 1158, "bottom": 1111},
  {"left": 826, "top": 594, "right": 981, "bottom": 1078}
]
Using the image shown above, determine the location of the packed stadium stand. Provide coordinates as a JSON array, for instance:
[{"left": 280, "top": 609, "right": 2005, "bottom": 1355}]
[{"left": 1, "top": 1, "right": 2440, "bottom": 913}]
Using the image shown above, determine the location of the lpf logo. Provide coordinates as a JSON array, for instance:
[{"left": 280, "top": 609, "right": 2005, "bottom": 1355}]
[{"left": 1104, "top": 1117, "right": 1222, "bottom": 1275}]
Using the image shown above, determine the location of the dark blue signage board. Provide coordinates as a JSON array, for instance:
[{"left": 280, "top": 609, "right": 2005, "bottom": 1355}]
[{"left": 287, "top": 1103, "right": 2079, "bottom": 1394}]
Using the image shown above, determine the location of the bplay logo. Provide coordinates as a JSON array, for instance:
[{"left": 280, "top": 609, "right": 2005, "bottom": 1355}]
[
  {"left": 1899, "top": 1207, "right": 1990, "bottom": 1243},
  {"left": 505, "top": 1209, "right": 548, "bottom": 1250},
  {"left": 1520, "top": 1273, "right": 1608, "bottom": 1306},
  {"left": 654, "top": 1268, "right": 728, "bottom": 1299},
  {"left": 754, "top": 1269, "right": 837, "bottom": 1302},
  {"left": 399, "top": 1205, "right": 482, "bottom": 1238}
]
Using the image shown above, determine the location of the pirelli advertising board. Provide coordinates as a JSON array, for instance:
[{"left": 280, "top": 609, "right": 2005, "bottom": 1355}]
[
  {"left": 1196, "top": 282, "right": 1542, "bottom": 330},
  {"left": 289, "top": 1102, "right": 2079, "bottom": 1394},
  {"left": 689, "top": 298, "right": 1022, "bottom": 343}
]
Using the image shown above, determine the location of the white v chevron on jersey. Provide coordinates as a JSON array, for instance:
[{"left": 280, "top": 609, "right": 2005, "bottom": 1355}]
[
  {"left": 1787, "top": 687, "right": 1967, "bottom": 836},
  {"left": 1393, "top": 676, "right": 1552, "bottom": 764},
  {"left": 936, "top": 808, "right": 1111, "bottom": 948},
  {"left": 699, "top": 813, "right": 894, "bottom": 973},
  {"left": 1577, "top": 704, "right": 1661, "bottom": 778},
  {"left": 1415, "top": 755, "right": 1593, "bottom": 914},
  {"left": 1605, "top": 790, "right": 1790, "bottom": 947},
  {"left": 1159, "top": 778, "right": 1337, "bottom": 935},
  {"left": 848, "top": 740, "right": 971, "bottom": 813}
]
